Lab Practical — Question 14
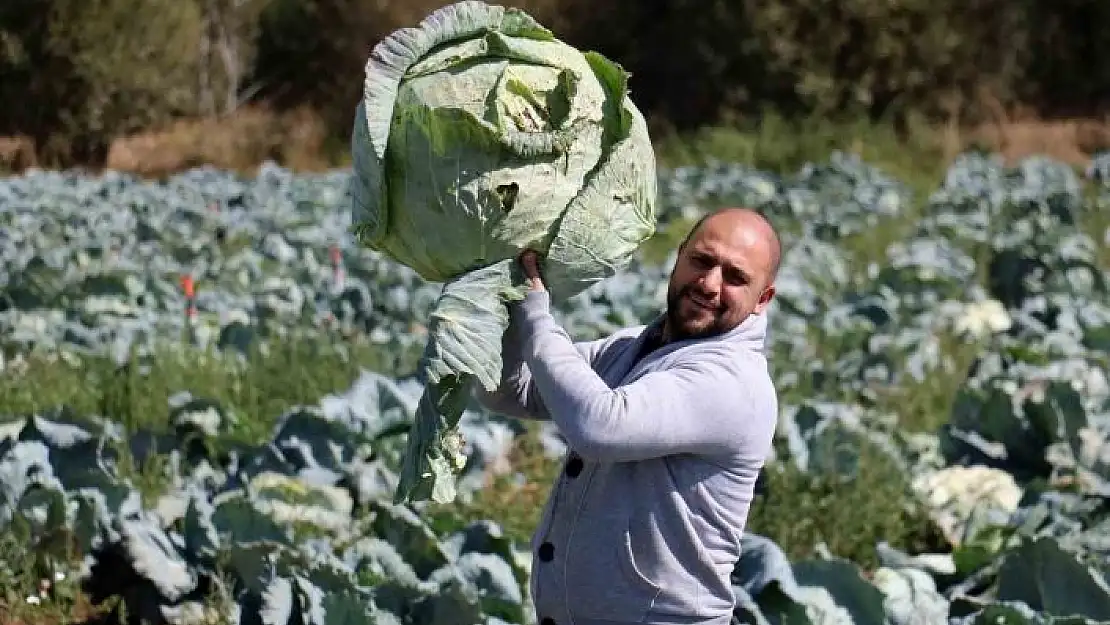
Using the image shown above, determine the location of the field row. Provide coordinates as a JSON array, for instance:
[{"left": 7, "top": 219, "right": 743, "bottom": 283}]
[{"left": 1, "top": 150, "right": 1109, "bottom": 624}]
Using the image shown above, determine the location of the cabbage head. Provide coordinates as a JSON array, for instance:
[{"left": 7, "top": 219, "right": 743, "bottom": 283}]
[{"left": 350, "top": 0, "right": 658, "bottom": 504}]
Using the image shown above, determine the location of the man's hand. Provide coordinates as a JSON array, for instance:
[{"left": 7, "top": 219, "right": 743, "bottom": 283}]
[{"left": 520, "top": 250, "right": 546, "bottom": 292}]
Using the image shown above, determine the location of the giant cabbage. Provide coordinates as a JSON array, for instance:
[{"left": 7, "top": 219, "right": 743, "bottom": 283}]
[{"left": 349, "top": 0, "right": 658, "bottom": 504}]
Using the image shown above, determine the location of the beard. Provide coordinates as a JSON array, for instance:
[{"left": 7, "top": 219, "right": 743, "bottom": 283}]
[{"left": 665, "top": 283, "right": 730, "bottom": 342}]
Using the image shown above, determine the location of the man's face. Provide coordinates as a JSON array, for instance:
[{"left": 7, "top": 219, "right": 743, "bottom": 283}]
[{"left": 664, "top": 214, "right": 776, "bottom": 342}]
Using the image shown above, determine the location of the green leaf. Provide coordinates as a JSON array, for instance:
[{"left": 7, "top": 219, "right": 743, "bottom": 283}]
[
  {"left": 792, "top": 559, "right": 888, "bottom": 625},
  {"left": 394, "top": 260, "right": 525, "bottom": 504},
  {"left": 996, "top": 537, "right": 1110, "bottom": 619}
]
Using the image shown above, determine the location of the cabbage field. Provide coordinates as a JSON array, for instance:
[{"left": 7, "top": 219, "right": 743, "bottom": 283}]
[{"left": 1, "top": 149, "right": 1110, "bottom": 625}]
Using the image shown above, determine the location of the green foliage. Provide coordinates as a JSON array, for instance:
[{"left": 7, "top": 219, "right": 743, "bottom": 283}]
[
  {"left": 46, "top": 0, "right": 202, "bottom": 125},
  {"left": 0, "top": 337, "right": 393, "bottom": 441},
  {"left": 6, "top": 0, "right": 1110, "bottom": 168},
  {"left": 746, "top": 447, "right": 948, "bottom": 570},
  {"left": 0, "top": 0, "right": 204, "bottom": 165},
  {"left": 0, "top": 0, "right": 272, "bottom": 167}
]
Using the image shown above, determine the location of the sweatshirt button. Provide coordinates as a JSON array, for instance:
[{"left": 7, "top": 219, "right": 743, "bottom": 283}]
[
  {"left": 538, "top": 541, "right": 554, "bottom": 561},
  {"left": 565, "top": 456, "right": 583, "bottom": 477}
]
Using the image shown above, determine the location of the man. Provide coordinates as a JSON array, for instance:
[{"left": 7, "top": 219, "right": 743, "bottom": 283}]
[{"left": 475, "top": 207, "right": 781, "bottom": 625}]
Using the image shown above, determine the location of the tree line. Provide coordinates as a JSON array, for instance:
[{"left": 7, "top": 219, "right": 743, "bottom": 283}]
[{"left": 1, "top": 0, "right": 1108, "bottom": 169}]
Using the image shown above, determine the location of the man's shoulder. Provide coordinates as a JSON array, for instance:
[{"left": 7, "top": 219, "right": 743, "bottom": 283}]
[{"left": 672, "top": 341, "right": 778, "bottom": 412}]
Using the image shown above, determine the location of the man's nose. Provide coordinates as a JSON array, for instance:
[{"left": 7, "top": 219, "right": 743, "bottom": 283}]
[{"left": 696, "top": 267, "right": 722, "bottom": 293}]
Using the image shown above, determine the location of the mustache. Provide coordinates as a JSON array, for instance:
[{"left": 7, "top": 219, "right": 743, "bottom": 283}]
[{"left": 675, "top": 284, "right": 721, "bottom": 311}]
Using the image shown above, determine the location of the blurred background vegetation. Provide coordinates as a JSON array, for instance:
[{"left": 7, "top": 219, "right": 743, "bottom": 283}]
[{"left": 2, "top": 0, "right": 1110, "bottom": 175}]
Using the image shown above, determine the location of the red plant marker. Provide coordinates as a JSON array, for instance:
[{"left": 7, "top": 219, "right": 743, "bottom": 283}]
[
  {"left": 180, "top": 275, "right": 197, "bottom": 320},
  {"left": 330, "top": 245, "right": 345, "bottom": 291}
]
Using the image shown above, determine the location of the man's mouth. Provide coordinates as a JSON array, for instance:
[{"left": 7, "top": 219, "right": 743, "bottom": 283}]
[{"left": 684, "top": 292, "right": 716, "bottom": 311}]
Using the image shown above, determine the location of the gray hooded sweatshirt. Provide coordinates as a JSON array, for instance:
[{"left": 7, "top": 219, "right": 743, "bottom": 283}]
[{"left": 475, "top": 290, "right": 778, "bottom": 625}]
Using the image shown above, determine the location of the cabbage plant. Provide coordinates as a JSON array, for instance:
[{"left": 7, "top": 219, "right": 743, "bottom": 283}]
[{"left": 350, "top": 0, "right": 658, "bottom": 504}]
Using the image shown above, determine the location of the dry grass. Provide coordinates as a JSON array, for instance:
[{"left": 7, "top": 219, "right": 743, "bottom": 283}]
[
  {"left": 965, "top": 117, "right": 1110, "bottom": 166},
  {"left": 0, "top": 135, "right": 37, "bottom": 173},
  {"left": 5, "top": 110, "right": 1110, "bottom": 180},
  {"left": 102, "top": 106, "right": 337, "bottom": 178}
]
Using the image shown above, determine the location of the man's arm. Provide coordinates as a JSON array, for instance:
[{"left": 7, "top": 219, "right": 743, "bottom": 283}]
[
  {"left": 515, "top": 290, "right": 777, "bottom": 463},
  {"left": 472, "top": 302, "right": 606, "bottom": 420}
]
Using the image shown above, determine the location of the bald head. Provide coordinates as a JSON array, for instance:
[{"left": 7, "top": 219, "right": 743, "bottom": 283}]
[
  {"left": 680, "top": 207, "right": 782, "bottom": 280},
  {"left": 662, "top": 206, "right": 780, "bottom": 342}
]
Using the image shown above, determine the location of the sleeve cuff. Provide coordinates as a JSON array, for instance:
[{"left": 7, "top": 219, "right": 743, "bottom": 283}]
[
  {"left": 513, "top": 289, "right": 556, "bottom": 354},
  {"left": 519, "top": 289, "right": 551, "bottom": 320}
]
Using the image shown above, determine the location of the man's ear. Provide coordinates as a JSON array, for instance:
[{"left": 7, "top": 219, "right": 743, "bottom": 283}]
[{"left": 753, "top": 284, "right": 775, "bottom": 314}]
